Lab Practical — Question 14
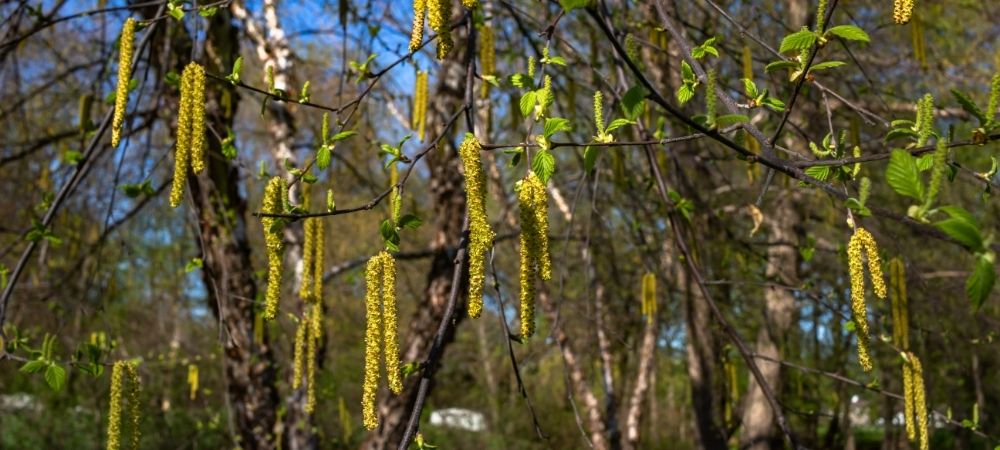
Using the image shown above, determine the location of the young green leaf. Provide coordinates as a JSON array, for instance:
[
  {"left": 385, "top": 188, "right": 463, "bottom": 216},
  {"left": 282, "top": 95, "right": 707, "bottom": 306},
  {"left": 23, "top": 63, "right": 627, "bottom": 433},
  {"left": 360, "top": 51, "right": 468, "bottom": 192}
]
[
  {"left": 824, "top": 25, "right": 870, "bottom": 43},
  {"left": 935, "top": 206, "right": 984, "bottom": 251},
  {"left": 532, "top": 149, "right": 556, "bottom": 184},
  {"left": 967, "top": 254, "right": 996, "bottom": 310},
  {"left": 886, "top": 149, "right": 925, "bottom": 201},
  {"left": 779, "top": 29, "right": 818, "bottom": 53},
  {"left": 951, "top": 89, "right": 987, "bottom": 125}
]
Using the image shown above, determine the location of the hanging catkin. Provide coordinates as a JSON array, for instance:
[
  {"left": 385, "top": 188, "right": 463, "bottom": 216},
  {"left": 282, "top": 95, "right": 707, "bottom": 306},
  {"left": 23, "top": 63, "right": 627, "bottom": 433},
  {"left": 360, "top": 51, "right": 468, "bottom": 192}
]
[
  {"left": 106, "top": 360, "right": 141, "bottom": 450},
  {"left": 292, "top": 316, "right": 307, "bottom": 390},
  {"left": 910, "top": 16, "right": 927, "bottom": 69},
  {"left": 479, "top": 25, "right": 495, "bottom": 99},
  {"left": 458, "top": 134, "right": 495, "bottom": 318},
  {"left": 305, "top": 305, "right": 320, "bottom": 414},
  {"left": 409, "top": 0, "right": 427, "bottom": 53},
  {"left": 361, "top": 251, "right": 402, "bottom": 429},
  {"left": 894, "top": 0, "right": 914, "bottom": 25},
  {"left": 517, "top": 171, "right": 550, "bottom": 338},
  {"left": 170, "top": 62, "right": 207, "bottom": 207},
  {"left": 261, "top": 177, "right": 286, "bottom": 321},
  {"left": 413, "top": 71, "right": 428, "bottom": 140},
  {"left": 361, "top": 255, "right": 384, "bottom": 430},
  {"left": 847, "top": 227, "right": 886, "bottom": 372},
  {"left": 427, "top": 0, "right": 453, "bottom": 59},
  {"left": 641, "top": 272, "right": 657, "bottom": 325},
  {"left": 903, "top": 352, "right": 929, "bottom": 450},
  {"left": 111, "top": 18, "right": 136, "bottom": 148}
]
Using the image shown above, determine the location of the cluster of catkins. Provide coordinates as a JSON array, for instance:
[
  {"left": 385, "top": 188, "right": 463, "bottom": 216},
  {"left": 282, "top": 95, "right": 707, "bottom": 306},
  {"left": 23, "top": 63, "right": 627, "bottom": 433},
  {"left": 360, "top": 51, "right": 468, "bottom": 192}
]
[
  {"left": 170, "top": 62, "right": 207, "bottom": 208},
  {"left": 458, "top": 134, "right": 496, "bottom": 318},
  {"left": 517, "top": 171, "right": 551, "bottom": 338},
  {"left": 846, "top": 227, "right": 886, "bottom": 372},
  {"left": 409, "top": 0, "right": 478, "bottom": 59},
  {"left": 106, "top": 360, "right": 141, "bottom": 450},
  {"left": 889, "top": 258, "right": 929, "bottom": 450},
  {"left": 293, "top": 214, "right": 325, "bottom": 413},
  {"left": 362, "top": 251, "right": 402, "bottom": 430}
]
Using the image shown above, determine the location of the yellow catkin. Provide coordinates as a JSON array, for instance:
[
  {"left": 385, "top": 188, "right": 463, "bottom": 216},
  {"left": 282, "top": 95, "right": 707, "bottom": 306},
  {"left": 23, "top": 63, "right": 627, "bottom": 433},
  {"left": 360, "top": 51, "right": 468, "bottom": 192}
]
[
  {"left": 531, "top": 174, "right": 551, "bottom": 281},
  {"left": 409, "top": 0, "right": 427, "bottom": 53},
  {"left": 479, "top": 25, "right": 495, "bottom": 99},
  {"left": 427, "top": 0, "right": 453, "bottom": 59},
  {"left": 292, "top": 316, "right": 307, "bottom": 390},
  {"left": 890, "top": 258, "right": 909, "bottom": 349},
  {"left": 908, "top": 353, "right": 929, "bottom": 450},
  {"left": 461, "top": 0, "right": 477, "bottom": 8},
  {"left": 107, "top": 362, "right": 126, "bottom": 450},
  {"left": 413, "top": 71, "right": 428, "bottom": 141},
  {"left": 124, "top": 362, "right": 141, "bottom": 450},
  {"left": 305, "top": 306, "right": 318, "bottom": 414},
  {"left": 910, "top": 16, "right": 927, "bottom": 69},
  {"left": 741, "top": 45, "right": 753, "bottom": 80},
  {"left": 641, "top": 272, "right": 657, "bottom": 325},
  {"left": 459, "top": 134, "right": 495, "bottom": 318},
  {"left": 381, "top": 252, "right": 402, "bottom": 394},
  {"left": 169, "top": 65, "right": 192, "bottom": 208},
  {"left": 111, "top": 18, "right": 136, "bottom": 148},
  {"left": 894, "top": 0, "right": 914, "bottom": 25},
  {"left": 107, "top": 360, "right": 140, "bottom": 450},
  {"left": 313, "top": 218, "right": 325, "bottom": 302},
  {"left": 187, "top": 364, "right": 199, "bottom": 400},
  {"left": 903, "top": 362, "right": 916, "bottom": 440},
  {"left": 300, "top": 218, "right": 315, "bottom": 302},
  {"left": 188, "top": 63, "right": 207, "bottom": 174},
  {"left": 857, "top": 228, "right": 886, "bottom": 300},
  {"left": 517, "top": 171, "right": 548, "bottom": 338},
  {"left": 262, "top": 177, "right": 286, "bottom": 321},
  {"left": 362, "top": 255, "right": 384, "bottom": 430},
  {"left": 847, "top": 228, "right": 873, "bottom": 372}
]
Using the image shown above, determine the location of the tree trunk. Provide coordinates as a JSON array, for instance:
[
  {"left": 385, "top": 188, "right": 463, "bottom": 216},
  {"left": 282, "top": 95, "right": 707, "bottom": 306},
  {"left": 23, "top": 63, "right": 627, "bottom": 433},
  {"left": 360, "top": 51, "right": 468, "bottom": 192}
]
[
  {"left": 186, "top": 10, "right": 281, "bottom": 449},
  {"left": 739, "top": 194, "right": 800, "bottom": 450}
]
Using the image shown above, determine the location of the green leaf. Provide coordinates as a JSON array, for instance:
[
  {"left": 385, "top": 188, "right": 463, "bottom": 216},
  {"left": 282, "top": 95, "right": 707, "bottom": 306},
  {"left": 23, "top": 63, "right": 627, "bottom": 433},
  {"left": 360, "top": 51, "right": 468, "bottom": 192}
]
[
  {"left": 198, "top": 6, "right": 218, "bottom": 17},
  {"left": 44, "top": 363, "right": 66, "bottom": 391},
  {"left": 825, "top": 25, "right": 870, "bottom": 43},
  {"left": 951, "top": 89, "right": 987, "bottom": 125},
  {"left": 519, "top": 91, "right": 537, "bottom": 118},
  {"left": 185, "top": 257, "right": 203, "bottom": 273},
  {"left": 680, "top": 61, "right": 696, "bottom": 83},
  {"left": 779, "top": 29, "right": 818, "bottom": 53},
  {"left": 167, "top": 3, "right": 184, "bottom": 20},
  {"left": 379, "top": 219, "right": 400, "bottom": 250},
  {"left": 886, "top": 149, "right": 925, "bottom": 201},
  {"left": 967, "top": 254, "right": 996, "bottom": 310},
  {"left": 761, "top": 97, "right": 786, "bottom": 112},
  {"left": 804, "top": 165, "right": 831, "bottom": 181},
  {"left": 884, "top": 128, "right": 919, "bottom": 142},
  {"left": 543, "top": 117, "right": 572, "bottom": 138},
  {"left": 227, "top": 56, "right": 244, "bottom": 85},
  {"left": 765, "top": 60, "right": 799, "bottom": 73},
  {"left": 604, "top": 118, "right": 634, "bottom": 134},
  {"left": 558, "top": 0, "right": 589, "bottom": 12},
  {"left": 546, "top": 56, "right": 567, "bottom": 66},
  {"left": 583, "top": 146, "right": 599, "bottom": 172},
  {"left": 935, "top": 206, "right": 984, "bottom": 251},
  {"left": 620, "top": 85, "right": 646, "bottom": 121},
  {"left": 317, "top": 145, "right": 331, "bottom": 170},
  {"left": 330, "top": 130, "right": 358, "bottom": 142},
  {"left": 532, "top": 149, "right": 556, "bottom": 184},
  {"left": 221, "top": 129, "right": 237, "bottom": 159},
  {"left": 808, "top": 60, "right": 846, "bottom": 72},
  {"left": 509, "top": 73, "right": 531, "bottom": 89},
  {"left": 20, "top": 359, "right": 47, "bottom": 374},
  {"left": 398, "top": 214, "right": 423, "bottom": 230},
  {"left": 741, "top": 78, "right": 759, "bottom": 98},
  {"left": 676, "top": 84, "right": 695, "bottom": 104}
]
